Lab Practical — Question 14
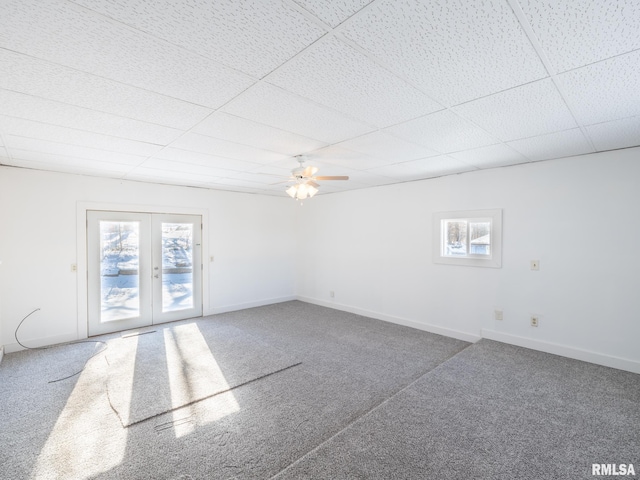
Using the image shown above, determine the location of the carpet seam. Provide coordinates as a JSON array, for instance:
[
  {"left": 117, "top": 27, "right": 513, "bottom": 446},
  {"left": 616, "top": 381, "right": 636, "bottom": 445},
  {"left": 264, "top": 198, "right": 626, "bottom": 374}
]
[
  {"left": 108, "top": 361, "right": 303, "bottom": 428},
  {"left": 270, "top": 342, "right": 474, "bottom": 479}
]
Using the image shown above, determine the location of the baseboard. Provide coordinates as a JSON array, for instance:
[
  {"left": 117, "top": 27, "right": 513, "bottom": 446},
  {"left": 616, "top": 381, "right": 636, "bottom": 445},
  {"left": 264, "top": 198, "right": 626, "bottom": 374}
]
[
  {"left": 297, "top": 296, "right": 482, "bottom": 343},
  {"left": 0, "top": 345, "right": 4, "bottom": 365},
  {"left": 482, "top": 329, "right": 640, "bottom": 375},
  {"left": 4, "top": 333, "right": 78, "bottom": 354},
  {"left": 208, "top": 295, "right": 297, "bottom": 316}
]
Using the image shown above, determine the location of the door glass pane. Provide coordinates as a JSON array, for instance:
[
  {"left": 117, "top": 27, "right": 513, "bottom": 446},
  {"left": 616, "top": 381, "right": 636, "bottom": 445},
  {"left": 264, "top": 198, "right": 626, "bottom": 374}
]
[
  {"left": 100, "top": 221, "right": 140, "bottom": 321},
  {"left": 161, "top": 223, "right": 194, "bottom": 312}
]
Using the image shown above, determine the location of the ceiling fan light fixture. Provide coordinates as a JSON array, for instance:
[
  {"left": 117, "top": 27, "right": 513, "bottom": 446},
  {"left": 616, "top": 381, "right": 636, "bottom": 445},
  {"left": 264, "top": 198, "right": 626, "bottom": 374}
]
[{"left": 285, "top": 182, "right": 319, "bottom": 200}]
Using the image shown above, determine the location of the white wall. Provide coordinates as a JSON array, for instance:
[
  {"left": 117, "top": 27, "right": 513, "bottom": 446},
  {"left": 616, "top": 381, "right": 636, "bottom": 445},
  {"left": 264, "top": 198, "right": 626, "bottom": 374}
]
[
  {"left": 2, "top": 148, "right": 639, "bottom": 373},
  {"left": 0, "top": 167, "right": 297, "bottom": 352},
  {"left": 296, "top": 147, "right": 640, "bottom": 373}
]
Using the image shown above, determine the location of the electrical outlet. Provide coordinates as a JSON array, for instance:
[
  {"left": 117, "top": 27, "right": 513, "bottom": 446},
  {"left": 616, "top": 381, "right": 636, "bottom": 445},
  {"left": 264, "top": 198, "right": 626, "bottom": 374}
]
[
  {"left": 494, "top": 309, "right": 503, "bottom": 321},
  {"left": 530, "top": 315, "right": 539, "bottom": 327},
  {"left": 70, "top": 263, "right": 77, "bottom": 272},
  {"left": 530, "top": 260, "right": 540, "bottom": 270},
  {"left": 329, "top": 291, "right": 335, "bottom": 298}
]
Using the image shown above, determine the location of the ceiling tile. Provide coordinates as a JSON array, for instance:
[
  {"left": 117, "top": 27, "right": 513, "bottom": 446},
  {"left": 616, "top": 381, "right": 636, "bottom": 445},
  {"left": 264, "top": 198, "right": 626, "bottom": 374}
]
[
  {"left": 138, "top": 158, "right": 239, "bottom": 178},
  {"left": 6, "top": 136, "right": 148, "bottom": 166},
  {"left": 556, "top": 51, "right": 640, "bottom": 126},
  {"left": 8, "top": 149, "right": 134, "bottom": 175},
  {"left": 386, "top": 110, "right": 500, "bottom": 153},
  {"left": 291, "top": 0, "right": 372, "bottom": 28},
  {"left": 303, "top": 145, "right": 395, "bottom": 170},
  {"left": 0, "top": 49, "right": 212, "bottom": 130},
  {"left": 520, "top": 0, "right": 640, "bottom": 72},
  {"left": 124, "top": 167, "right": 217, "bottom": 185},
  {"left": 71, "top": 0, "right": 327, "bottom": 78},
  {"left": 223, "top": 83, "right": 374, "bottom": 144},
  {"left": 335, "top": 131, "right": 439, "bottom": 162},
  {"left": 398, "top": 155, "right": 478, "bottom": 176},
  {"left": 367, "top": 161, "right": 468, "bottom": 182},
  {"left": 0, "top": 90, "right": 183, "bottom": 145},
  {"left": 586, "top": 116, "right": 640, "bottom": 152},
  {"left": 453, "top": 79, "right": 577, "bottom": 141},
  {"left": 191, "top": 112, "right": 326, "bottom": 155},
  {"left": 267, "top": 36, "right": 442, "bottom": 127},
  {"left": 340, "top": 0, "right": 548, "bottom": 106},
  {"left": 508, "top": 128, "right": 594, "bottom": 162},
  {"left": 170, "top": 133, "right": 287, "bottom": 164},
  {"left": 449, "top": 144, "right": 529, "bottom": 169},
  {"left": 153, "top": 148, "right": 262, "bottom": 172},
  {"left": 1, "top": 0, "right": 255, "bottom": 107},
  {"left": 0, "top": 116, "right": 163, "bottom": 157}
]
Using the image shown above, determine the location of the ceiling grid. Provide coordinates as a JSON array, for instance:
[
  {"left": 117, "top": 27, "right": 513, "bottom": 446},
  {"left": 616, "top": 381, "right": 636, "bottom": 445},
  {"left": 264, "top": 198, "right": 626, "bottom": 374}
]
[{"left": 0, "top": 0, "right": 638, "bottom": 196}]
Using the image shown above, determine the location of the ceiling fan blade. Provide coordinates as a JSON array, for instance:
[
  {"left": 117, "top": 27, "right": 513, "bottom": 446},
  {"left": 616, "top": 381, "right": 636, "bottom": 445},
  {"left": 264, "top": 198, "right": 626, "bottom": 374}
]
[
  {"left": 315, "top": 175, "right": 349, "bottom": 181},
  {"left": 303, "top": 166, "right": 319, "bottom": 177},
  {"left": 307, "top": 180, "right": 320, "bottom": 188}
]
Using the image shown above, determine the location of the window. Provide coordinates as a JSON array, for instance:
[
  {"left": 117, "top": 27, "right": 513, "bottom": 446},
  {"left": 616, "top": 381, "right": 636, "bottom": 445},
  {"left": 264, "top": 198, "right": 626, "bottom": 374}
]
[{"left": 433, "top": 209, "right": 502, "bottom": 268}]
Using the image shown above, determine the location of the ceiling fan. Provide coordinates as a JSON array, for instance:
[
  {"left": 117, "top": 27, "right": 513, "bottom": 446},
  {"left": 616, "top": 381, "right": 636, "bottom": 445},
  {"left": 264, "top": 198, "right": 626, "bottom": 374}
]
[{"left": 283, "top": 155, "right": 349, "bottom": 200}]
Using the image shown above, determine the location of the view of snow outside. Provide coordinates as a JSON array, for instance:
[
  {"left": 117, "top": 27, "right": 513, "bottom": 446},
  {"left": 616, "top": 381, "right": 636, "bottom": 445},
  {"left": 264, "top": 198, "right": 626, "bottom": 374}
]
[
  {"left": 99, "top": 221, "right": 193, "bottom": 322},
  {"left": 444, "top": 220, "right": 491, "bottom": 257}
]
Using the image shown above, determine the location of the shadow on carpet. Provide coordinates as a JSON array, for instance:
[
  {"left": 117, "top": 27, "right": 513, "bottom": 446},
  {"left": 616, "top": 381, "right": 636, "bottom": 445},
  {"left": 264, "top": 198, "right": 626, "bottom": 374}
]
[{"left": 106, "top": 321, "right": 300, "bottom": 426}]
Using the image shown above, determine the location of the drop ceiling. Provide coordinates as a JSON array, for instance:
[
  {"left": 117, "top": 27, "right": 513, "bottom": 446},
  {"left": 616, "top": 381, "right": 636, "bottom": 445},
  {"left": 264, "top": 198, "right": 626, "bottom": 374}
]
[{"left": 0, "top": 0, "right": 638, "bottom": 197}]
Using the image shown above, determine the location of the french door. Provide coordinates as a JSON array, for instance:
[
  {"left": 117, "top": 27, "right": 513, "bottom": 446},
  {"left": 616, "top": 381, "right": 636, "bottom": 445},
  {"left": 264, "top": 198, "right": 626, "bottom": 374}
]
[{"left": 87, "top": 211, "right": 202, "bottom": 336}]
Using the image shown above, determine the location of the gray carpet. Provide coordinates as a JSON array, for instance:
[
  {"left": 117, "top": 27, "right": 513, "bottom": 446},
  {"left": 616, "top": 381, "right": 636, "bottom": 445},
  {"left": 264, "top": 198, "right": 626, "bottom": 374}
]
[
  {"left": 275, "top": 339, "right": 640, "bottom": 480},
  {"left": 106, "top": 322, "right": 300, "bottom": 426},
  {"left": 1, "top": 301, "right": 638, "bottom": 479}
]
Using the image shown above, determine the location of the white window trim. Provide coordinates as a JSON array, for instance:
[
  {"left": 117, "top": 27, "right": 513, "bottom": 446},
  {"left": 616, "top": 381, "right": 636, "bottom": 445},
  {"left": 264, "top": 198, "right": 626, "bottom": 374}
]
[{"left": 433, "top": 209, "right": 502, "bottom": 268}]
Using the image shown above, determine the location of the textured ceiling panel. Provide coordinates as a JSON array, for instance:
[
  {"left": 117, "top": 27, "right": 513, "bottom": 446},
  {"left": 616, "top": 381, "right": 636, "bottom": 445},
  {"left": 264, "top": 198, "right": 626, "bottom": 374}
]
[
  {"left": 0, "top": 116, "right": 163, "bottom": 157},
  {"left": 453, "top": 79, "right": 577, "bottom": 141},
  {"left": 291, "top": 0, "right": 372, "bottom": 28},
  {"left": 267, "top": 36, "right": 442, "bottom": 127},
  {"left": 70, "top": 0, "right": 326, "bottom": 78},
  {"left": 0, "top": 0, "right": 255, "bottom": 107},
  {"left": 0, "top": 50, "right": 213, "bottom": 130},
  {"left": 153, "top": 148, "right": 262, "bottom": 173},
  {"left": 386, "top": 110, "right": 500, "bottom": 154},
  {"left": 170, "top": 133, "right": 287, "bottom": 164},
  {"left": 367, "top": 156, "right": 474, "bottom": 181},
  {"left": 192, "top": 112, "right": 326, "bottom": 156},
  {"left": 1, "top": 1, "right": 639, "bottom": 197},
  {"left": 520, "top": 0, "right": 640, "bottom": 72},
  {"left": 304, "top": 145, "right": 396, "bottom": 170},
  {"left": 556, "top": 51, "right": 640, "bottom": 126},
  {"left": 508, "top": 128, "right": 594, "bottom": 162},
  {"left": 398, "top": 155, "right": 478, "bottom": 177},
  {"left": 6, "top": 135, "right": 148, "bottom": 166},
  {"left": 334, "top": 131, "right": 439, "bottom": 163},
  {"left": 449, "top": 144, "right": 529, "bottom": 169},
  {"left": 7, "top": 149, "right": 135, "bottom": 176},
  {"left": 137, "top": 158, "right": 238, "bottom": 178},
  {"left": 341, "top": 0, "right": 548, "bottom": 106},
  {"left": 586, "top": 116, "right": 640, "bottom": 152},
  {"left": 0, "top": 90, "right": 183, "bottom": 145},
  {"left": 125, "top": 167, "right": 216, "bottom": 185},
  {"left": 223, "top": 83, "right": 374, "bottom": 144}
]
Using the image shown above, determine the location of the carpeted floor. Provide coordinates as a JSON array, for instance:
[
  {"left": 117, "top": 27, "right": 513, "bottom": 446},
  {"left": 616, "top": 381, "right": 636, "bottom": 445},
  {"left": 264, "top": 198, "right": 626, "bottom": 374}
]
[{"left": 0, "top": 301, "right": 638, "bottom": 479}]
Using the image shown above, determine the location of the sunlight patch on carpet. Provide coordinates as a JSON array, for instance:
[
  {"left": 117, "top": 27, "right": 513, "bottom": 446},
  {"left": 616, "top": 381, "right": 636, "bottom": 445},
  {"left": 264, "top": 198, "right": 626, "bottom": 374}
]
[{"left": 106, "top": 321, "right": 300, "bottom": 427}]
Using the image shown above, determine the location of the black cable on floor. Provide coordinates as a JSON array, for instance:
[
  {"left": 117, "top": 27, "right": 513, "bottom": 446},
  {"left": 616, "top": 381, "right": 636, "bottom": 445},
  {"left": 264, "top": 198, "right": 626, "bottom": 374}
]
[{"left": 14, "top": 308, "right": 108, "bottom": 383}]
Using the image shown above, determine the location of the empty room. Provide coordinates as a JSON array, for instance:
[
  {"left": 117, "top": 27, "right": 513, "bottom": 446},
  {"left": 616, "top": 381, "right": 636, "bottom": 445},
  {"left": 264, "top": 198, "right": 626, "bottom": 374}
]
[{"left": 1, "top": 1, "right": 639, "bottom": 479}]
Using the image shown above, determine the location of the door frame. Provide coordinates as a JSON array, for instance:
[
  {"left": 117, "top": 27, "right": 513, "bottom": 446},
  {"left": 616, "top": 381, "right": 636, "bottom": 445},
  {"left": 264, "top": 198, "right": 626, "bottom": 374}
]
[{"left": 76, "top": 202, "right": 209, "bottom": 340}]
